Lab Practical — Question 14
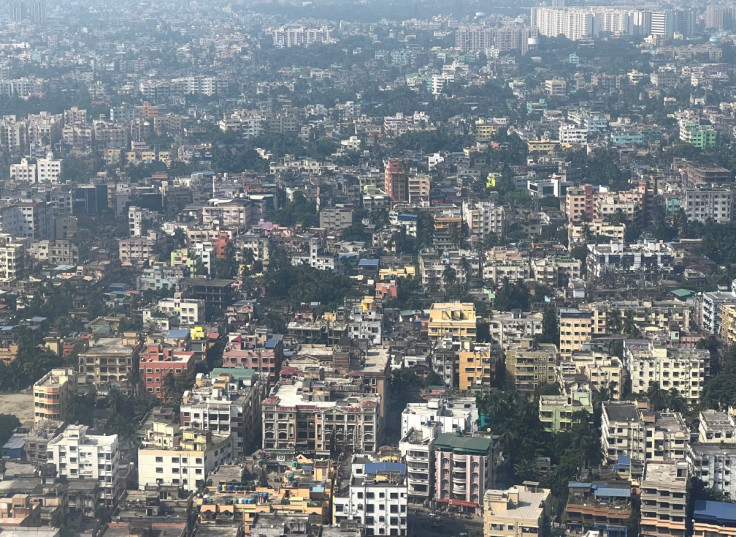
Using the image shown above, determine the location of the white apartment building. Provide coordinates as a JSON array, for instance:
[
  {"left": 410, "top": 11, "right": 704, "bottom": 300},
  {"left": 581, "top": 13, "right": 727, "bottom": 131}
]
[
  {"left": 399, "top": 423, "right": 437, "bottom": 503},
  {"left": 138, "top": 421, "right": 233, "bottom": 492},
  {"left": 128, "top": 205, "right": 162, "bottom": 237},
  {"left": 559, "top": 124, "right": 588, "bottom": 145},
  {"left": 601, "top": 402, "right": 689, "bottom": 464},
  {"left": 333, "top": 455, "right": 408, "bottom": 537},
  {"left": 627, "top": 342, "right": 707, "bottom": 407},
  {"left": 401, "top": 395, "right": 479, "bottom": 438},
  {"left": 47, "top": 425, "right": 124, "bottom": 506},
  {"left": 488, "top": 310, "right": 543, "bottom": 350},
  {"left": 684, "top": 185, "right": 733, "bottom": 224},
  {"left": 462, "top": 201, "right": 505, "bottom": 240},
  {"left": 9, "top": 158, "right": 36, "bottom": 182},
  {"left": 153, "top": 295, "right": 205, "bottom": 326},
  {"left": 37, "top": 154, "right": 62, "bottom": 183},
  {"left": 0, "top": 235, "right": 24, "bottom": 281},
  {"left": 689, "top": 443, "right": 736, "bottom": 500}
]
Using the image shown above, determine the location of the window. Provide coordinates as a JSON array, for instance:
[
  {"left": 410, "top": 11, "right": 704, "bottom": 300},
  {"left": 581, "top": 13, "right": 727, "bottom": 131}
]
[{"left": 156, "top": 457, "right": 163, "bottom": 463}]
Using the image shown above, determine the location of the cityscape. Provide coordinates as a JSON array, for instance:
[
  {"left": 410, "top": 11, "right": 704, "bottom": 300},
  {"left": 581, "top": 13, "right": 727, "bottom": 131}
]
[{"left": 1, "top": 0, "right": 736, "bottom": 537}]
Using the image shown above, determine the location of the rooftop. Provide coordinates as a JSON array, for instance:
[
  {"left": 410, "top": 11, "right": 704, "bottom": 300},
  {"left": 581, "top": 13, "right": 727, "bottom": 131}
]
[{"left": 434, "top": 433, "right": 492, "bottom": 454}]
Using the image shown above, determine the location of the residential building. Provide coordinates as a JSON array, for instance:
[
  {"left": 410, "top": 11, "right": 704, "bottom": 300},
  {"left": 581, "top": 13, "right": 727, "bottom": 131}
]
[
  {"left": 483, "top": 483, "right": 550, "bottom": 537},
  {"left": 698, "top": 409, "right": 736, "bottom": 443},
  {"left": 119, "top": 236, "right": 157, "bottom": 265},
  {"left": 401, "top": 395, "right": 478, "bottom": 438},
  {"left": 640, "top": 460, "right": 688, "bottom": 537},
  {"left": 0, "top": 235, "right": 25, "bottom": 281},
  {"left": 488, "top": 311, "right": 543, "bottom": 351},
  {"left": 384, "top": 158, "right": 408, "bottom": 202},
  {"left": 138, "top": 421, "right": 233, "bottom": 492},
  {"left": 458, "top": 342, "right": 494, "bottom": 391},
  {"left": 626, "top": 342, "right": 707, "bottom": 407},
  {"left": 531, "top": 257, "right": 582, "bottom": 288},
  {"left": 684, "top": 185, "right": 733, "bottom": 223},
  {"left": 702, "top": 289, "right": 736, "bottom": 335},
  {"left": 565, "top": 481, "right": 632, "bottom": 536},
  {"left": 138, "top": 343, "right": 195, "bottom": 397},
  {"left": 586, "top": 241, "right": 674, "bottom": 279},
  {"left": 565, "top": 185, "right": 595, "bottom": 222},
  {"left": 180, "top": 369, "right": 264, "bottom": 455},
  {"left": 78, "top": 336, "right": 141, "bottom": 395},
  {"left": 399, "top": 423, "right": 437, "bottom": 504},
  {"left": 505, "top": 339, "right": 559, "bottom": 395},
  {"left": 33, "top": 367, "right": 77, "bottom": 424},
  {"left": 428, "top": 302, "right": 477, "bottom": 347},
  {"left": 545, "top": 78, "right": 567, "bottom": 97},
  {"left": 462, "top": 201, "right": 505, "bottom": 240},
  {"left": 47, "top": 425, "right": 124, "bottom": 506},
  {"left": 333, "top": 456, "right": 408, "bottom": 537},
  {"left": 320, "top": 207, "right": 353, "bottom": 231},
  {"left": 601, "top": 402, "right": 689, "bottom": 464},
  {"left": 559, "top": 309, "right": 593, "bottom": 357},
  {"left": 262, "top": 374, "right": 380, "bottom": 454},
  {"left": 434, "top": 433, "right": 495, "bottom": 512},
  {"left": 538, "top": 390, "right": 593, "bottom": 432},
  {"left": 689, "top": 444, "right": 736, "bottom": 500}
]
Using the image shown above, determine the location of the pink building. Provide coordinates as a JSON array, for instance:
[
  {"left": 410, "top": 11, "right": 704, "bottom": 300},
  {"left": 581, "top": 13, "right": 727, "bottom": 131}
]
[
  {"left": 375, "top": 281, "right": 397, "bottom": 299},
  {"left": 139, "top": 344, "right": 195, "bottom": 398},
  {"left": 434, "top": 433, "right": 495, "bottom": 513},
  {"left": 222, "top": 331, "right": 284, "bottom": 383}
]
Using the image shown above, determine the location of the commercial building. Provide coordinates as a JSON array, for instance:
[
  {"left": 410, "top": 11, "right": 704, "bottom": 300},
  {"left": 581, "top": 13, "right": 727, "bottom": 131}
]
[
  {"left": 434, "top": 433, "right": 495, "bottom": 512},
  {"left": 333, "top": 456, "right": 408, "bottom": 537},
  {"left": 47, "top": 425, "right": 124, "bottom": 507},
  {"left": 640, "top": 460, "right": 688, "bottom": 537},
  {"left": 33, "top": 367, "right": 77, "bottom": 424},
  {"left": 138, "top": 421, "right": 233, "bottom": 492},
  {"left": 483, "top": 483, "right": 550, "bottom": 537}
]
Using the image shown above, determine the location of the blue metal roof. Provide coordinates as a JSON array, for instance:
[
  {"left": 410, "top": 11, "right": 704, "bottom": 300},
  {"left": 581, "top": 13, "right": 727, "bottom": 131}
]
[
  {"left": 594, "top": 488, "right": 630, "bottom": 498},
  {"left": 364, "top": 462, "right": 406, "bottom": 476},
  {"left": 265, "top": 338, "right": 280, "bottom": 349},
  {"left": 166, "top": 329, "right": 190, "bottom": 338},
  {"left": 358, "top": 259, "right": 379, "bottom": 268},
  {"left": 568, "top": 482, "right": 592, "bottom": 489},
  {"left": 2, "top": 435, "right": 25, "bottom": 450},
  {"left": 694, "top": 500, "right": 736, "bottom": 525}
]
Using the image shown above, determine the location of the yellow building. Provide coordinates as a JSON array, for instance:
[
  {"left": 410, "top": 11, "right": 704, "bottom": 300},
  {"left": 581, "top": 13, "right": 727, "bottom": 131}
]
[
  {"left": 568, "top": 219, "right": 626, "bottom": 246},
  {"left": 559, "top": 309, "right": 593, "bottom": 357},
  {"left": 505, "top": 339, "right": 558, "bottom": 395},
  {"left": 484, "top": 483, "right": 550, "bottom": 537},
  {"left": 428, "top": 302, "right": 477, "bottom": 345},
  {"left": 474, "top": 119, "right": 500, "bottom": 140},
  {"left": 33, "top": 367, "right": 77, "bottom": 424},
  {"left": 721, "top": 304, "right": 736, "bottom": 346},
  {"left": 458, "top": 342, "right": 493, "bottom": 391},
  {"left": 408, "top": 174, "right": 430, "bottom": 203},
  {"left": 379, "top": 266, "right": 416, "bottom": 281}
]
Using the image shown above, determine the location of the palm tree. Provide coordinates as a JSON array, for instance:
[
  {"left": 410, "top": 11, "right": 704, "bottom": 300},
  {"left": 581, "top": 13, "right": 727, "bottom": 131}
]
[{"left": 647, "top": 382, "right": 668, "bottom": 411}]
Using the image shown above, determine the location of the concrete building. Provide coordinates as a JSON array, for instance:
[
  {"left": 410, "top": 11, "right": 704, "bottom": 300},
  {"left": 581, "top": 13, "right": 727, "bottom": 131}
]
[
  {"left": 320, "top": 207, "right": 353, "bottom": 231},
  {"left": 565, "top": 481, "right": 631, "bottom": 536},
  {"left": 384, "top": 158, "right": 408, "bottom": 202},
  {"left": 483, "top": 483, "right": 550, "bottom": 537},
  {"left": 138, "top": 343, "right": 195, "bottom": 397},
  {"left": 401, "top": 395, "right": 478, "bottom": 438},
  {"left": 601, "top": 402, "right": 689, "bottom": 464},
  {"left": 559, "top": 309, "right": 593, "bottom": 357},
  {"left": 488, "top": 311, "right": 543, "bottom": 351},
  {"left": 458, "top": 342, "right": 494, "bottom": 391},
  {"left": 399, "top": 424, "right": 437, "bottom": 504},
  {"left": 181, "top": 369, "right": 264, "bottom": 456},
  {"left": 33, "top": 367, "right": 77, "bottom": 424},
  {"left": 78, "top": 335, "right": 141, "bottom": 395},
  {"left": 434, "top": 433, "right": 495, "bottom": 512},
  {"left": 538, "top": 390, "right": 593, "bottom": 432},
  {"left": 138, "top": 421, "right": 233, "bottom": 492},
  {"left": 684, "top": 185, "right": 733, "bottom": 224},
  {"left": 47, "top": 425, "right": 124, "bottom": 507},
  {"left": 262, "top": 375, "right": 380, "bottom": 454},
  {"left": 626, "top": 342, "right": 707, "bottom": 407},
  {"left": 428, "top": 302, "right": 477, "bottom": 347},
  {"left": 505, "top": 339, "right": 558, "bottom": 395},
  {"left": 640, "top": 460, "right": 688, "bottom": 537},
  {"left": 462, "top": 201, "right": 505, "bottom": 241},
  {"left": 0, "top": 235, "right": 25, "bottom": 281},
  {"left": 333, "top": 456, "right": 408, "bottom": 537},
  {"left": 565, "top": 185, "right": 595, "bottom": 222}
]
